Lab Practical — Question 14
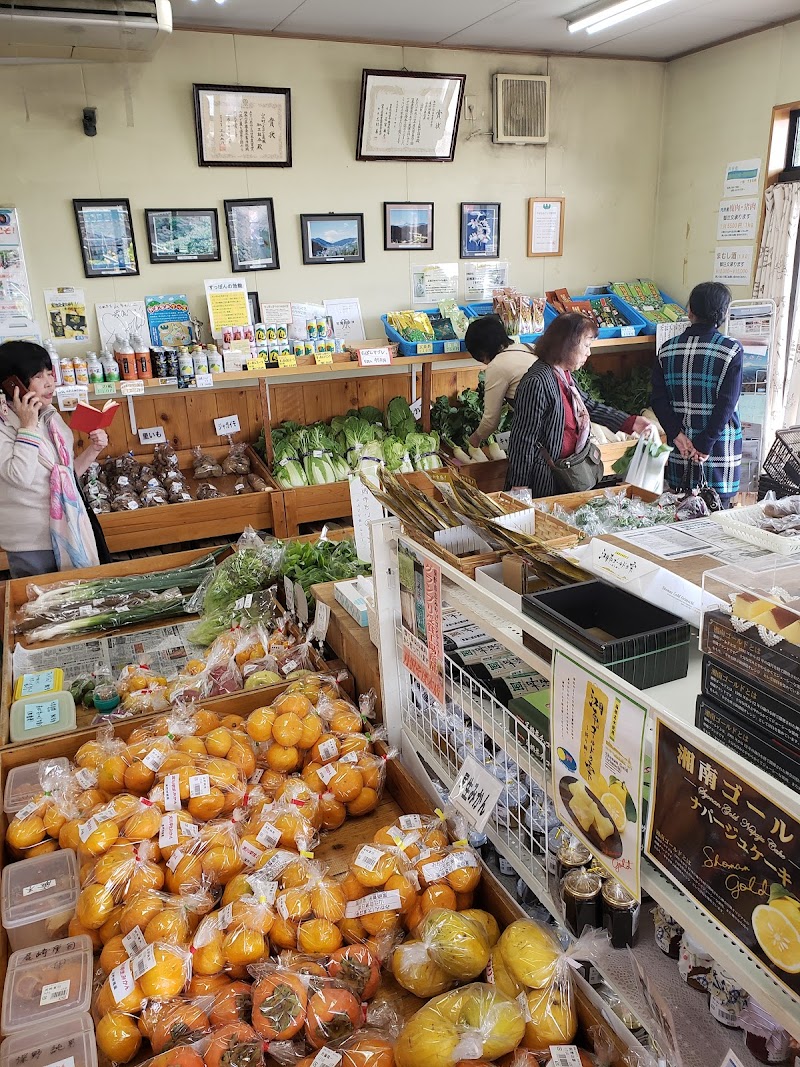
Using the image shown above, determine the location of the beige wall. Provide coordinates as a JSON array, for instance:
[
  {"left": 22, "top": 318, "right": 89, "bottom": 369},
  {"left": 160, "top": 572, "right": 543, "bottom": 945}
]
[
  {"left": 0, "top": 31, "right": 665, "bottom": 347},
  {"left": 654, "top": 21, "right": 800, "bottom": 305}
]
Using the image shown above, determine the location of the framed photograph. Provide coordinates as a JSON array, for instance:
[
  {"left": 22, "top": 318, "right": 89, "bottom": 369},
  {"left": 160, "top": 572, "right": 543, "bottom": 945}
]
[
  {"left": 73, "top": 198, "right": 138, "bottom": 278},
  {"left": 224, "top": 198, "right": 279, "bottom": 272},
  {"left": 300, "top": 213, "right": 364, "bottom": 265},
  {"left": 248, "top": 291, "right": 260, "bottom": 325},
  {"left": 461, "top": 202, "right": 501, "bottom": 259},
  {"left": 383, "top": 202, "right": 434, "bottom": 251},
  {"left": 357, "top": 69, "right": 466, "bottom": 162},
  {"left": 193, "top": 83, "right": 292, "bottom": 168},
  {"left": 144, "top": 208, "right": 220, "bottom": 264},
  {"left": 528, "top": 197, "right": 565, "bottom": 257}
]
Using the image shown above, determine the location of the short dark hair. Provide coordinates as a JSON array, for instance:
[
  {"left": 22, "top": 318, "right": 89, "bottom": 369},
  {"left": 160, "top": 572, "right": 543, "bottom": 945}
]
[
  {"left": 533, "top": 312, "right": 598, "bottom": 366},
  {"left": 464, "top": 315, "right": 512, "bottom": 363},
  {"left": 689, "top": 281, "right": 731, "bottom": 327},
  {"left": 0, "top": 340, "right": 53, "bottom": 387}
]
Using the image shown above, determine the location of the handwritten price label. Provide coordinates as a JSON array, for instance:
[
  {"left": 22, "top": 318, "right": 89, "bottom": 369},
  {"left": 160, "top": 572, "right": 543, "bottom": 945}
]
[
  {"left": 277, "top": 350, "right": 297, "bottom": 369},
  {"left": 195, "top": 373, "right": 214, "bottom": 389},
  {"left": 120, "top": 380, "right": 145, "bottom": 396},
  {"left": 94, "top": 382, "right": 117, "bottom": 396},
  {"left": 314, "top": 348, "right": 334, "bottom": 365},
  {"left": 443, "top": 340, "right": 461, "bottom": 353},
  {"left": 214, "top": 414, "right": 240, "bottom": 436},
  {"left": 357, "top": 346, "right": 392, "bottom": 367},
  {"left": 416, "top": 342, "right": 434, "bottom": 355},
  {"left": 449, "top": 754, "right": 503, "bottom": 831},
  {"left": 138, "top": 426, "right": 166, "bottom": 445}
]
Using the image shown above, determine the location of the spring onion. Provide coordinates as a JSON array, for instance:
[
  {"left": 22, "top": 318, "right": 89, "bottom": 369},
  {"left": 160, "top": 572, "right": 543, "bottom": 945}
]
[{"left": 26, "top": 594, "right": 190, "bottom": 644}]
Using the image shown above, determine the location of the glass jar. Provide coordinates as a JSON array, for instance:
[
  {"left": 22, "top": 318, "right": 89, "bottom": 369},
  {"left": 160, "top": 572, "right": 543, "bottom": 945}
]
[
  {"left": 562, "top": 867, "right": 603, "bottom": 936},
  {"left": 601, "top": 878, "right": 640, "bottom": 948},
  {"left": 708, "top": 963, "right": 748, "bottom": 1028},
  {"left": 740, "top": 999, "right": 791, "bottom": 1064},
  {"left": 652, "top": 905, "right": 683, "bottom": 958},
  {"left": 556, "top": 835, "right": 592, "bottom": 883},
  {"left": 678, "top": 934, "right": 713, "bottom": 994}
]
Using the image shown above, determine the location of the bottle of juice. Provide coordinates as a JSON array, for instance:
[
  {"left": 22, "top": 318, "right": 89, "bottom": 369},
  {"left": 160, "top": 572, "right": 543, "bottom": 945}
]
[
  {"left": 131, "top": 335, "right": 152, "bottom": 379},
  {"left": 73, "top": 356, "right": 89, "bottom": 386},
  {"left": 86, "top": 353, "right": 104, "bottom": 384},
  {"left": 60, "top": 357, "right": 76, "bottom": 385},
  {"left": 114, "top": 336, "right": 136, "bottom": 381},
  {"left": 100, "top": 347, "right": 121, "bottom": 383}
]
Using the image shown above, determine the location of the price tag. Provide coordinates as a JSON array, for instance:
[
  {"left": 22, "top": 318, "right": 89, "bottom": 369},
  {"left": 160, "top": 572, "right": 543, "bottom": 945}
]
[
  {"left": 449, "top": 754, "right": 503, "bottom": 831},
  {"left": 356, "top": 346, "right": 393, "bottom": 367},
  {"left": 284, "top": 576, "right": 296, "bottom": 615},
  {"left": 317, "top": 763, "right": 337, "bottom": 785},
  {"left": 620, "top": 325, "right": 636, "bottom": 338},
  {"left": 277, "top": 350, "right": 297, "bottom": 368},
  {"left": 94, "top": 382, "right": 117, "bottom": 396},
  {"left": 354, "top": 845, "right": 383, "bottom": 872},
  {"left": 131, "top": 944, "right": 157, "bottom": 980},
  {"left": 495, "top": 431, "right": 511, "bottom": 451},
  {"left": 159, "top": 812, "right": 179, "bottom": 848},
  {"left": 247, "top": 876, "right": 278, "bottom": 905},
  {"left": 409, "top": 398, "right": 423, "bottom": 419},
  {"left": 261, "top": 301, "right": 293, "bottom": 323},
  {"left": 256, "top": 822, "right": 282, "bottom": 849},
  {"left": 120, "top": 380, "right": 145, "bottom": 396},
  {"left": 313, "top": 348, "right": 334, "bottom": 365},
  {"left": 163, "top": 773, "right": 181, "bottom": 812},
  {"left": 589, "top": 539, "right": 654, "bottom": 585},
  {"left": 23, "top": 699, "right": 60, "bottom": 731},
  {"left": 189, "top": 774, "right": 211, "bottom": 798},
  {"left": 23, "top": 878, "right": 56, "bottom": 897},
  {"left": 240, "top": 840, "right": 264, "bottom": 867},
  {"left": 77, "top": 815, "right": 100, "bottom": 842},
  {"left": 260, "top": 850, "right": 293, "bottom": 880},
  {"left": 214, "top": 414, "right": 240, "bottom": 436},
  {"left": 310, "top": 600, "right": 330, "bottom": 642},
  {"left": 310, "top": 1050, "right": 342, "bottom": 1067},
  {"left": 318, "top": 738, "right": 339, "bottom": 763},
  {"left": 247, "top": 358, "right": 267, "bottom": 371},
  {"left": 399, "top": 814, "right": 423, "bottom": 830},
  {"left": 443, "top": 339, "right": 461, "bottom": 353},
  {"left": 40, "top": 980, "right": 70, "bottom": 1006},
  {"left": 143, "top": 747, "right": 166, "bottom": 772},
  {"left": 75, "top": 767, "right": 97, "bottom": 789},
  {"left": 416, "top": 342, "right": 434, "bottom": 355},
  {"left": 121, "top": 927, "right": 147, "bottom": 957},
  {"left": 276, "top": 895, "right": 290, "bottom": 921},
  {"left": 156, "top": 377, "right": 179, "bottom": 387},
  {"left": 109, "top": 960, "right": 135, "bottom": 1004},
  {"left": 234, "top": 593, "right": 254, "bottom": 611},
  {"left": 549, "top": 1049, "right": 583, "bottom": 1067},
  {"left": 344, "top": 889, "right": 402, "bottom": 918},
  {"left": 295, "top": 582, "right": 309, "bottom": 625},
  {"left": 218, "top": 903, "right": 233, "bottom": 929},
  {"left": 166, "top": 847, "right": 185, "bottom": 872},
  {"left": 20, "top": 670, "right": 55, "bottom": 696},
  {"left": 195, "top": 372, "right": 214, "bottom": 389},
  {"left": 348, "top": 475, "right": 384, "bottom": 564},
  {"left": 55, "top": 385, "right": 88, "bottom": 412},
  {"left": 43, "top": 1057, "right": 75, "bottom": 1067},
  {"left": 138, "top": 426, "right": 166, "bottom": 445},
  {"left": 15, "top": 800, "right": 40, "bottom": 821}
]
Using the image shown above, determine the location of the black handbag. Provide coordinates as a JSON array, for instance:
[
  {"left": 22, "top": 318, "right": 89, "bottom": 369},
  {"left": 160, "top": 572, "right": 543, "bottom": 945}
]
[
  {"left": 697, "top": 463, "right": 723, "bottom": 513},
  {"left": 539, "top": 436, "right": 604, "bottom": 493}
]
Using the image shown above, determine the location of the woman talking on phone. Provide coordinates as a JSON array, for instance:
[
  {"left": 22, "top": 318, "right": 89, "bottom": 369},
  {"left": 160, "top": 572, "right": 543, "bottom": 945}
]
[{"left": 0, "top": 340, "right": 109, "bottom": 578}]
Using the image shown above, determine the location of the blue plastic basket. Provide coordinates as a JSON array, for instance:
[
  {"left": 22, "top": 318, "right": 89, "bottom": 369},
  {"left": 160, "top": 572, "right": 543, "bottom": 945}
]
[
  {"left": 381, "top": 306, "right": 472, "bottom": 356},
  {"left": 464, "top": 301, "right": 557, "bottom": 342},
  {"left": 608, "top": 287, "right": 686, "bottom": 336},
  {"left": 555, "top": 292, "right": 648, "bottom": 339}
]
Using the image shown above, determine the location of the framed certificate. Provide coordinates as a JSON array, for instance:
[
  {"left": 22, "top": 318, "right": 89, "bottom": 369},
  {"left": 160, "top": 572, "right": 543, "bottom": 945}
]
[
  {"left": 528, "top": 197, "right": 565, "bottom": 257},
  {"left": 193, "top": 84, "right": 292, "bottom": 167},
  {"left": 357, "top": 69, "right": 465, "bottom": 162}
]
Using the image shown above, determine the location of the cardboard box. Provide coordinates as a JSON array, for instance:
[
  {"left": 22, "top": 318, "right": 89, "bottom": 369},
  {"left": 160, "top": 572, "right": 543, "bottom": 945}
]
[
  {"left": 474, "top": 563, "right": 523, "bottom": 611},
  {"left": 334, "top": 579, "right": 369, "bottom": 627},
  {"left": 702, "top": 655, "right": 800, "bottom": 750},
  {"left": 695, "top": 694, "right": 800, "bottom": 792}
]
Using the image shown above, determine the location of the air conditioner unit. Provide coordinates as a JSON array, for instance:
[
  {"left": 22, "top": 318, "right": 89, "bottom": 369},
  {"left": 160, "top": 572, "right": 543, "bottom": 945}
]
[
  {"left": 0, "top": 0, "right": 172, "bottom": 62},
  {"left": 492, "top": 73, "right": 550, "bottom": 145}
]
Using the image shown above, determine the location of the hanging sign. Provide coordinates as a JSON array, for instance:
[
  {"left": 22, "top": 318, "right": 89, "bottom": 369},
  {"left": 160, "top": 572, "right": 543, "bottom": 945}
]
[
  {"left": 398, "top": 538, "right": 444, "bottom": 705},
  {"left": 450, "top": 754, "right": 504, "bottom": 831}
]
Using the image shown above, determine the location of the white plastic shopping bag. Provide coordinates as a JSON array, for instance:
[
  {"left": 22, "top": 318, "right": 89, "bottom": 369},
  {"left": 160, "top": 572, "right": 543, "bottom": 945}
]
[{"left": 624, "top": 427, "right": 672, "bottom": 493}]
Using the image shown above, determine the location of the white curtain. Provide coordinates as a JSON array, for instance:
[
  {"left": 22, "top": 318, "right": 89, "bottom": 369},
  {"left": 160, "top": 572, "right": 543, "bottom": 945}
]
[{"left": 753, "top": 181, "right": 800, "bottom": 445}]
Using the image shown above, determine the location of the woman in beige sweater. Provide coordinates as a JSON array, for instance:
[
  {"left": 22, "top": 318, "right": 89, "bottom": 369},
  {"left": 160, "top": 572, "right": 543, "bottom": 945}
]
[{"left": 464, "top": 316, "right": 537, "bottom": 448}]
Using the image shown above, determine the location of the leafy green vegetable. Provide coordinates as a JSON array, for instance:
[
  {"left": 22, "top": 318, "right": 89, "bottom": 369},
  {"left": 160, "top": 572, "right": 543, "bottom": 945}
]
[
  {"left": 281, "top": 537, "right": 371, "bottom": 609},
  {"left": 600, "top": 367, "right": 651, "bottom": 415},
  {"left": 573, "top": 366, "right": 605, "bottom": 402},
  {"left": 386, "top": 396, "right": 417, "bottom": 439}
]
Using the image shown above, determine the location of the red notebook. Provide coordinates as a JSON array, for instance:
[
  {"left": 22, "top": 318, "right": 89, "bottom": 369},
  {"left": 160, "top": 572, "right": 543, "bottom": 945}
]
[{"left": 68, "top": 399, "right": 120, "bottom": 433}]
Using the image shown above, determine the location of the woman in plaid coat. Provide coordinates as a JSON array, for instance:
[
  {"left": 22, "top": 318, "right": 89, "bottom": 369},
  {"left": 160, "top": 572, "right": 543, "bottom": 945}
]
[
  {"left": 506, "top": 314, "right": 652, "bottom": 496},
  {"left": 651, "top": 282, "right": 743, "bottom": 506}
]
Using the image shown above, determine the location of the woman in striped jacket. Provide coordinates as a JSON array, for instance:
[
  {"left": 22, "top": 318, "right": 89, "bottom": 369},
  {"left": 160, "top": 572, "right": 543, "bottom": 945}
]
[{"left": 505, "top": 313, "right": 652, "bottom": 496}]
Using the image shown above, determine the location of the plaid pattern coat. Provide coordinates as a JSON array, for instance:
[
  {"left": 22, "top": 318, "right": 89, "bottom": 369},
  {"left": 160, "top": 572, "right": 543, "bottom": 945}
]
[
  {"left": 651, "top": 323, "right": 743, "bottom": 496},
  {"left": 505, "top": 360, "right": 630, "bottom": 497}
]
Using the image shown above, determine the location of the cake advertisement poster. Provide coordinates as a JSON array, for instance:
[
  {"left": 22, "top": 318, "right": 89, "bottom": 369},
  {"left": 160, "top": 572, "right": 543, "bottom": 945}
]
[
  {"left": 646, "top": 715, "right": 800, "bottom": 999},
  {"left": 551, "top": 650, "right": 647, "bottom": 898}
]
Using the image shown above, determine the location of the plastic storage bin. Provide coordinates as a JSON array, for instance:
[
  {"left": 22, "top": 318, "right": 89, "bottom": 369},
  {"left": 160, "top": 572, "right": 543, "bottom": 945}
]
[
  {"left": 1, "top": 934, "right": 94, "bottom": 1035},
  {"left": 522, "top": 581, "right": 690, "bottom": 688},
  {"left": 1, "top": 849, "right": 80, "bottom": 951},
  {"left": 609, "top": 284, "right": 685, "bottom": 335},
  {"left": 550, "top": 293, "right": 648, "bottom": 339},
  {"left": 9, "top": 690, "right": 76, "bottom": 744},
  {"left": 0, "top": 1013, "right": 97, "bottom": 1067},
  {"left": 381, "top": 306, "right": 472, "bottom": 356},
  {"left": 465, "top": 300, "right": 557, "bottom": 342},
  {"left": 3, "top": 757, "right": 70, "bottom": 815}
]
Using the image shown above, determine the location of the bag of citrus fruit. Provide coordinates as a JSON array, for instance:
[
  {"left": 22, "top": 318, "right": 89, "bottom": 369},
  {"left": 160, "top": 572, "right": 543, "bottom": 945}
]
[
  {"left": 161, "top": 816, "right": 245, "bottom": 896},
  {"left": 392, "top": 906, "right": 492, "bottom": 997},
  {"left": 5, "top": 760, "right": 80, "bottom": 858},
  {"left": 150, "top": 752, "right": 247, "bottom": 823}
]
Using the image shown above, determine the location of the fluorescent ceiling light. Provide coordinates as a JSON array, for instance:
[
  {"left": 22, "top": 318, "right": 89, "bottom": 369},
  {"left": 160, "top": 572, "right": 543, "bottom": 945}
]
[{"left": 567, "top": 0, "right": 676, "bottom": 34}]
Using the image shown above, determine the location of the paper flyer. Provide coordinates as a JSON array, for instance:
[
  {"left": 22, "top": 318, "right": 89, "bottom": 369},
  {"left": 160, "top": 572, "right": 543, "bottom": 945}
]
[
  {"left": 410, "top": 262, "right": 459, "bottom": 306},
  {"left": 717, "top": 198, "right": 759, "bottom": 241},
  {"left": 204, "top": 278, "right": 251, "bottom": 334},
  {"left": 44, "top": 287, "right": 89, "bottom": 343},
  {"left": 551, "top": 650, "right": 647, "bottom": 898},
  {"left": 97, "top": 300, "right": 148, "bottom": 351},
  {"left": 398, "top": 538, "right": 444, "bottom": 705},
  {"left": 724, "top": 158, "right": 761, "bottom": 197},
  {"left": 0, "top": 208, "right": 33, "bottom": 323},
  {"left": 324, "top": 297, "right": 365, "bottom": 341},
  {"left": 145, "top": 294, "right": 192, "bottom": 347},
  {"left": 464, "top": 260, "right": 509, "bottom": 301},
  {"left": 713, "top": 246, "right": 754, "bottom": 285}
]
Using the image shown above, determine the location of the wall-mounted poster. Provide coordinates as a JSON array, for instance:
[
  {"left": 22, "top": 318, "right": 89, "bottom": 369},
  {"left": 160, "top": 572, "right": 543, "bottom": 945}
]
[
  {"left": 384, "top": 202, "right": 434, "bottom": 251},
  {"left": 224, "top": 198, "right": 279, "bottom": 272},
  {"left": 73, "top": 199, "right": 138, "bottom": 278},
  {"left": 44, "top": 287, "right": 88, "bottom": 342},
  {"left": 461, "top": 202, "right": 500, "bottom": 259},
  {"left": 145, "top": 209, "right": 221, "bottom": 264},
  {"left": 193, "top": 84, "right": 291, "bottom": 167},
  {"left": 145, "top": 294, "right": 192, "bottom": 347},
  {"left": 357, "top": 69, "right": 465, "bottom": 162}
]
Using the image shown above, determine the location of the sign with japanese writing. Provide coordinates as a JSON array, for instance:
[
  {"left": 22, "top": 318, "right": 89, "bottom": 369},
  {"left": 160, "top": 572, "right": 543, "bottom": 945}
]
[
  {"left": 204, "top": 277, "right": 250, "bottom": 334},
  {"left": 398, "top": 538, "right": 444, "bottom": 705},
  {"left": 450, "top": 754, "right": 504, "bottom": 831},
  {"left": 713, "top": 246, "right": 754, "bottom": 285},
  {"left": 717, "top": 198, "right": 759, "bottom": 241},
  {"left": 646, "top": 716, "right": 800, "bottom": 1000},
  {"left": 194, "top": 85, "right": 291, "bottom": 167},
  {"left": 551, "top": 650, "right": 647, "bottom": 898},
  {"left": 357, "top": 70, "right": 465, "bottom": 162}
]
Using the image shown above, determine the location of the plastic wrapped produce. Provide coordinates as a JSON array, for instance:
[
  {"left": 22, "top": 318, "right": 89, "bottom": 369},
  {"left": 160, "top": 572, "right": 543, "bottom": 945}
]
[
  {"left": 192, "top": 447, "right": 224, "bottom": 478},
  {"left": 222, "top": 443, "right": 251, "bottom": 475}
]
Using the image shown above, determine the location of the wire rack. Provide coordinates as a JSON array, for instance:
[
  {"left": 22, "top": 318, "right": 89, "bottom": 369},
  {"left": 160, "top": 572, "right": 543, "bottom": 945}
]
[{"left": 395, "top": 623, "right": 557, "bottom": 905}]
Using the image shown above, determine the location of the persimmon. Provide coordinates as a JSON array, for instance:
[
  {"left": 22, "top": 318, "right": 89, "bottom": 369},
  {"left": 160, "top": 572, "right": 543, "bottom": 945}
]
[
  {"left": 298, "top": 917, "right": 343, "bottom": 954},
  {"left": 187, "top": 973, "right": 230, "bottom": 997},
  {"left": 251, "top": 972, "right": 307, "bottom": 1040},
  {"left": 342, "top": 1038, "right": 395, "bottom": 1067},
  {"left": 204, "top": 1022, "right": 261, "bottom": 1067},
  {"left": 96, "top": 1011, "right": 142, "bottom": 1064},
  {"left": 150, "top": 1049, "right": 205, "bottom": 1067},
  {"left": 150, "top": 1000, "right": 210, "bottom": 1054},
  {"left": 210, "top": 980, "right": 253, "bottom": 1027},
  {"left": 305, "top": 987, "right": 361, "bottom": 1048},
  {"left": 328, "top": 944, "right": 381, "bottom": 1000}
]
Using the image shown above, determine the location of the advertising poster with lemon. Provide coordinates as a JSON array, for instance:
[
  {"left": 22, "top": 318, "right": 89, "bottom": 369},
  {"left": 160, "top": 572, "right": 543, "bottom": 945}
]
[
  {"left": 551, "top": 651, "right": 647, "bottom": 899},
  {"left": 646, "top": 717, "right": 800, "bottom": 1000}
]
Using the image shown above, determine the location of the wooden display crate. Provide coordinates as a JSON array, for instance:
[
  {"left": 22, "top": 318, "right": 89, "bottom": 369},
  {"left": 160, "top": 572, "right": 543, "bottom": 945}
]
[
  {"left": 0, "top": 736, "right": 648, "bottom": 1067},
  {"left": 96, "top": 444, "right": 287, "bottom": 552},
  {"left": 536, "top": 483, "right": 661, "bottom": 510},
  {"left": 281, "top": 479, "right": 353, "bottom": 537},
  {"left": 443, "top": 442, "right": 635, "bottom": 494}
]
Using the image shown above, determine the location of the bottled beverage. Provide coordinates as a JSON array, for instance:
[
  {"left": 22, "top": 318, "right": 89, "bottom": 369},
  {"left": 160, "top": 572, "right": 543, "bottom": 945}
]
[
  {"left": 86, "top": 353, "right": 104, "bottom": 384},
  {"left": 100, "top": 348, "right": 121, "bottom": 383},
  {"left": 114, "top": 335, "right": 136, "bottom": 381},
  {"left": 59, "top": 357, "right": 76, "bottom": 385},
  {"left": 177, "top": 346, "right": 194, "bottom": 384},
  {"left": 192, "top": 349, "right": 209, "bottom": 375},
  {"left": 72, "top": 357, "right": 89, "bottom": 386},
  {"left": 131, "top": 335, "right": 152, "bottom": 380},
  {"left": 206, "top": 345, "right": 223, "bottom": 374}
]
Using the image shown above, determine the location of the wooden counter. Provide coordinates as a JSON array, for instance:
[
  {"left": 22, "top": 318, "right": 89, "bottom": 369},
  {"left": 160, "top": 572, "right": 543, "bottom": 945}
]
[{"left": 311, "top": 580, "right": 381, "bottom": 717}]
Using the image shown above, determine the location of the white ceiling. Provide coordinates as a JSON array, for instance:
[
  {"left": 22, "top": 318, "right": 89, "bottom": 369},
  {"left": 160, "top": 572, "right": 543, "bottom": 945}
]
[{"left": 171, "top": 0, "right": 800, "bottom": 61}]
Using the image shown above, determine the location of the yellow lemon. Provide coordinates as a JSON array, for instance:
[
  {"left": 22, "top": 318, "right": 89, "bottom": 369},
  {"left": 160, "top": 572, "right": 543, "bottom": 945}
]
[{"left": 752, "top": 904, "right": 800, "bottom": 973}]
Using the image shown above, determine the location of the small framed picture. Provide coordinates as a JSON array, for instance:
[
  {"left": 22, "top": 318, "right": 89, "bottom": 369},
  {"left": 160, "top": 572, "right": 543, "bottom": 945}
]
[
  {"left": 224, "top": 198, "right": 279, "bottom": 272},
  {"left": 357, "top": 69, "right": 465, "bottom": 162},
  {"left": 193, "top": 83, "right": 291, "bottom": 167},
  {"left": 73, "top": 198, "right": 138, "bottom": 278},
  {"left": 300, "top": 213, "right": 365, "bottom": 265},
  {"left": 461, "top": 202, "right": 501, "bottom": 258},
  {"left": 248, "top": 291, "right": 260, "bottom": 325},
  {"left": 144, "top": 208, "right": 221, "bottom": 264},
  {"left": 384, "top": 202, "right": 434, "bottom": 251}
]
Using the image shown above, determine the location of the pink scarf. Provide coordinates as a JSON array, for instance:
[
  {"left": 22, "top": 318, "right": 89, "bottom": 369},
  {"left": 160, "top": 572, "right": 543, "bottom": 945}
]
[{"left": 554, "top": 367, "right": 591, "bottom": 452}]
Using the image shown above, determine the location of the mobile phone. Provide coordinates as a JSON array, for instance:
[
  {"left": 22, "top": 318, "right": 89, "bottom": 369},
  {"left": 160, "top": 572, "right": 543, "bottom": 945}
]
[{"left": 1, "top": 375, "right": 28, "bottom": 403}]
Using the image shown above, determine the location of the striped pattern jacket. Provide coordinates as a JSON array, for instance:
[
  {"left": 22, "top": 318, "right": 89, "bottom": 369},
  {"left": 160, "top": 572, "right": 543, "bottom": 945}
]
[
  {"left": 505, "top": 360, "right": 630, "bottom": 497},
  {"left": 651, "top": 323, "right": 743, "bottom": 497}
]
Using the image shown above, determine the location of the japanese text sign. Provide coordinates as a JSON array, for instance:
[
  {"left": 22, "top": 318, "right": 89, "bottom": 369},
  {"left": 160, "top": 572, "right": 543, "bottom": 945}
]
[
  {"left": 646, "top": 716, "right": 800, "bottom": 1000},
  {"left": 551, "top": 651, "right": 647, "bottom": 898},
  {"left": 450, "top": 754, "right": 504, "bottom": 831},
  {"left": 398, "top": 539, "right": 444, "bottom": 705}
]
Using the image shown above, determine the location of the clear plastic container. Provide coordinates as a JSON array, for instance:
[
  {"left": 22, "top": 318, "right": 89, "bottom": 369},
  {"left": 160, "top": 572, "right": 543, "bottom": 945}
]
[
  {"left": 1, "top": 849, "right": 79, "bottom": 951},
  {"left": 1, "top": 935, "right": 93, "bottom": 1035},
  {"left": 3, "top": 757, "right": 70, "bottom": 815},
  {"left": 0, "top": 1013, "right": 97, "bottom": 1067},
  {"left": 9, "top": 691, "right": 76, "bottom": 744},
  {"left": 13, "top": 668, "right": 64, "bottom": 701}
]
